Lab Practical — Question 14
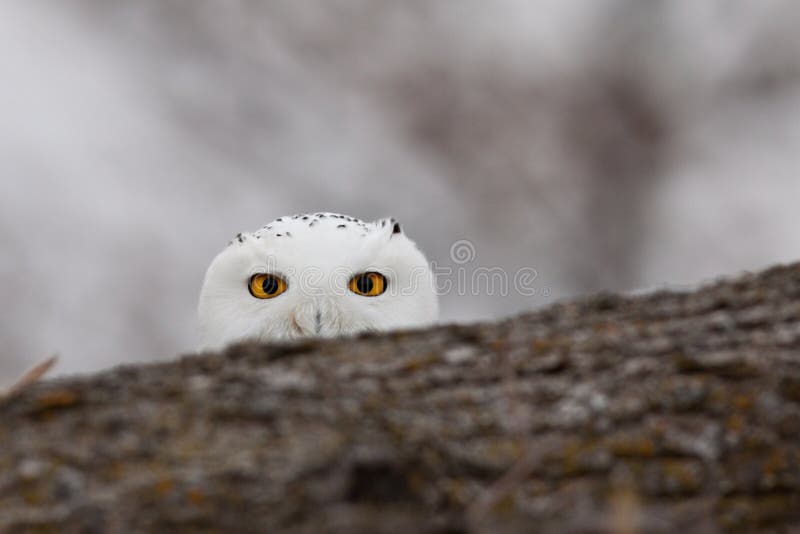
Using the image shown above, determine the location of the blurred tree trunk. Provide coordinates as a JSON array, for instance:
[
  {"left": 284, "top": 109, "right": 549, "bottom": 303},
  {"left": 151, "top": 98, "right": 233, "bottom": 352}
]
[{"left": 1, "top": 264, "right": 799, "bottom": 533}]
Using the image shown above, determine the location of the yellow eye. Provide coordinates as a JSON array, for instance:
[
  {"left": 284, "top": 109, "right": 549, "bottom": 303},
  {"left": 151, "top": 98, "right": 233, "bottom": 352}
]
[
  {"left": 249, "top": 274, "right": 288, "bottom": 299},
  {"left": 349, "top": 272, "right": 387, "bottom": 297}
]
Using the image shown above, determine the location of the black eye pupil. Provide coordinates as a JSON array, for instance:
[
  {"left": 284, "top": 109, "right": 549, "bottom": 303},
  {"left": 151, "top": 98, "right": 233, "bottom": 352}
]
[
  {"left": 357, "top": 274, "right": 373, "bottom": 294},
  {"left": 262, "top": 276, "right": 280, "bottom": 295}
]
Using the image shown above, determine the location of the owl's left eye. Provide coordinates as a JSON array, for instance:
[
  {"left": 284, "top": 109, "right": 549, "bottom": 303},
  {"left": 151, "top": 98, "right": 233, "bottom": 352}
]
[
  {"left": 249, "top": 273, "right": 288, "bottom": 299},
  {"left": 349, "top": 272, "right": 387, "bottom": 297}
]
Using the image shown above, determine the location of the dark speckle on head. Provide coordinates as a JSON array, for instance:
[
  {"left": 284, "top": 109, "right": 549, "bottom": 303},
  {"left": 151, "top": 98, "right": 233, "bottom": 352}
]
[
  {"left": 254, "top": 213, "right": 374, "bottom": 239},
  {"left": 392, "top": 222, "right": 402, "bottom": 235}
]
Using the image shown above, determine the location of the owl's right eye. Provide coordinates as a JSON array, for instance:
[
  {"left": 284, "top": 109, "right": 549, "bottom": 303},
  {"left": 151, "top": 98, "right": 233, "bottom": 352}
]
[{"left": 249, "top": 274, "right": 288, "bottom": 299}]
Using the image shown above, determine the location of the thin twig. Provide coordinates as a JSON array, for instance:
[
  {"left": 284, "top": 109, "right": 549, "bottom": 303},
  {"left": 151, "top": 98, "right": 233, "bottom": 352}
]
[
  {"left": 467, "top": 435, "right": 558, "bottom": 525},
  {"left": 0, "top": 356, "right": 58, "bottom": 401}
]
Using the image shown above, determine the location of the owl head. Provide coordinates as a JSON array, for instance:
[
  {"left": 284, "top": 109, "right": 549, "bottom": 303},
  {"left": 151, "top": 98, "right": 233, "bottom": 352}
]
[{"left": 198, "top": 213, "right": 439, "bottom": 350}]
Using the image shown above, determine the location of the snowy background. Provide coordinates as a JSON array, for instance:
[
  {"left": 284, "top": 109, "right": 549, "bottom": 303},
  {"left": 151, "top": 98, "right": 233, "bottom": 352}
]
[{"left": 1, "top": 0, "right": 799, "bottom": 384}]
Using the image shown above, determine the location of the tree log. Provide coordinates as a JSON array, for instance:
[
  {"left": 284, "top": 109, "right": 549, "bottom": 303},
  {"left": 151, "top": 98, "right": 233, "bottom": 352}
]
[{"left": 2, "top": 264, "right": 800, "bottom": 533}]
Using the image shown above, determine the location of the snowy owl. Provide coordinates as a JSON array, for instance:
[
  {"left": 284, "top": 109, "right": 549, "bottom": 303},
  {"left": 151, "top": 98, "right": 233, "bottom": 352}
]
[{"left": 198, "top": 213, "right": 439, "bottom": 350}]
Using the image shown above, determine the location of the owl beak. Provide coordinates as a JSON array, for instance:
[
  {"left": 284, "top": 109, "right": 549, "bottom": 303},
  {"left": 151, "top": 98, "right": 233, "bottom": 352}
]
[
  {"left": 314, "top": 310, "right": 323, "bottom": 336},
  {"left": 291, "top": 300, "right": 337, "bottom": 338}
]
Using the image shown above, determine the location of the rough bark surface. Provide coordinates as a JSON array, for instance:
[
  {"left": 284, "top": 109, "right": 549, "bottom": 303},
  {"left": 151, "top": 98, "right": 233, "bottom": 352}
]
[{"left": 2, "top": 264, "right": 800, "bottom": 533}]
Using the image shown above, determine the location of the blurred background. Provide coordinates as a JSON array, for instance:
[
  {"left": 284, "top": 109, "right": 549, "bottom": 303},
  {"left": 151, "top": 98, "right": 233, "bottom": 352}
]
[{"left": 1, "top": 0, "right": 799, "bottom": 384}]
